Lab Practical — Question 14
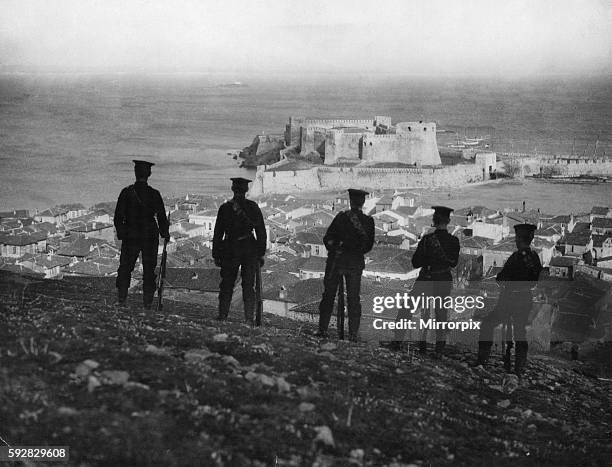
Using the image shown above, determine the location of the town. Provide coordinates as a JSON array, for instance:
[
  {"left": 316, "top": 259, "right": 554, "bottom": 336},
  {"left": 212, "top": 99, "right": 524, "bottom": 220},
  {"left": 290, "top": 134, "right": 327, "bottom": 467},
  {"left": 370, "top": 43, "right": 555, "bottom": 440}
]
[{"left": 1, "top": 191, "right": 610, "bottom": 347}]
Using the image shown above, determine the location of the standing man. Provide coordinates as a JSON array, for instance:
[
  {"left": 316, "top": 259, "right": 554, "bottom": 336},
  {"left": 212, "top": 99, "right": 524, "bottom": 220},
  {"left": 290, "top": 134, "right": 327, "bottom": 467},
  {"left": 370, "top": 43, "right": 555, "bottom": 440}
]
[
  {"left": 411, "top": 206, "right": 460, "bottom": 354},
  {"left": 474, "top": 224, "right": 542, "bottom": 376},
  {"left": 212, "top": 178, "right": 266, "bottom": 324},
  {"left": 114, "top": 160, "right": 170, "bottom": 309},
  {"left": 317, "top": 189, "right": 375, "bottom": 341}
]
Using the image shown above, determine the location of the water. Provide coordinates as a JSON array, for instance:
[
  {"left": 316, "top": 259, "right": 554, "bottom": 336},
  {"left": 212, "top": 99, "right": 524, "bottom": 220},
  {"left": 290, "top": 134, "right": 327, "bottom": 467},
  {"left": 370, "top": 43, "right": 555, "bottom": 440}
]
[{"left": 1, "top": 73, "right": 611, "bottom": 211}]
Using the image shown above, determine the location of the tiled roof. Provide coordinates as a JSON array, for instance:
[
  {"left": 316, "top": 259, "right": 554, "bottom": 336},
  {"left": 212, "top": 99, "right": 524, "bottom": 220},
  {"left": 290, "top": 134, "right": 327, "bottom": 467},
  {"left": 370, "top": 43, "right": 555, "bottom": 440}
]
[
  {"left": 365, "top": 247, "right": 413, "bottom": 274},
  {"left": 592, "top": 234, "right": 612, "bottom": 248},
  {"left": 550, "top": 256, "right": 580, "bottom": 267},
  {"left": 0, "top": 232, "right": 47, "bottom": 246},
  {"left": 299, "top": 256, "right": 326, "bottom": 272},
  {"left": 591, "top": 206, "right": 609, "bottom": 215},
  {"left": 592, "top": 217, "right": 612, "bottom": 229},
  {"left": 164, "top": 268, "right": 219, "bottom": 291}
]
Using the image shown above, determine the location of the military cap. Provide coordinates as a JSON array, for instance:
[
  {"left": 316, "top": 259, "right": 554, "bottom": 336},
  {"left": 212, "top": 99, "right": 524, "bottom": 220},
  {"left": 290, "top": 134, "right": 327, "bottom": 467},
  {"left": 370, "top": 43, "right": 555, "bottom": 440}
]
[
  {"left": 348, "top": 188, "right": 369, "bottom": 198},
  {"left": 431, "top": 206, "right": 454, "bottom": 217},
  {"left": 231, "top": 177, "right": 251, "bottom": 191},
  {"left": 514, "top": 223, "right": 537, "bottom": 237},
  {"left": 132, "top": 160, "right": 155, "bottom": 168}
]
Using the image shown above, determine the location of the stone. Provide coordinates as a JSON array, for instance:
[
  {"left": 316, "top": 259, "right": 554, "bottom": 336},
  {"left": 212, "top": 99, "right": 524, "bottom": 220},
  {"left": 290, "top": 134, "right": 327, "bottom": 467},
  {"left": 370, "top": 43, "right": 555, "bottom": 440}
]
[
  {"left": 320, "top": 342, "right": 337, "bottom": 351},
  {"left": 497, "top": 399, "right": 511, "bottom": 409},
  {"left": 184, "top": 348, "right": 214, "bottom": 362},
  {"left": 212, "top": 333, "right": 228, "bottom": 342},
  {"left": 313, "top": 425, "right": 335, "bottom": 447},
  {"left": 100, "top": 370, "right": 129, "bottom": 385},
  {"left": 87, "top": 375, "right": 101, "bottom": 392},
  {"left": 299, "top": 402, "right": 315, "bottom": 412}
]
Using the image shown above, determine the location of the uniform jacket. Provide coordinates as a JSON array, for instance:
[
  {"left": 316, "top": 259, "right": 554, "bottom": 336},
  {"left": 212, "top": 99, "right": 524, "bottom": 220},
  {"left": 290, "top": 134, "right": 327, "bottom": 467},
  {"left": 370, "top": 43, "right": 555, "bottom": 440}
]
[
  {"left": 496, "top": 248, "right": 542, "bottom": 287},
  {"left": 212, "top": 197, "right": 266, "bottom": 260},
  {"left": 411, "top": 229, "right": 460, "bottom": 282},
  {"left": 114, "top": 181, "right": 170, "bottom": 240},
  {"left": 323, "top": 209, "right": 375, "bottom": 270}
]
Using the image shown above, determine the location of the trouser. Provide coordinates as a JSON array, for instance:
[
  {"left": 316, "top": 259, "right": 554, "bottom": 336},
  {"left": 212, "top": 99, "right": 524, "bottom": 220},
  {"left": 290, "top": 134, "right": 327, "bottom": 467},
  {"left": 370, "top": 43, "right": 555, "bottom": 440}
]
[
  {"left": 218, "top": 254, "right": 257, "bottom": 321},
  {"left": 394, "top": 280, "right": 452, "bottom": 350},
  {"left": 318, "top": 263, "right": 363, "bottom": 339},
  {"left": 116, "top": 237, "right": 159, "bottom": 305},
  {"left": 477, "top": 290, "right": 532, "bottom": 372}
]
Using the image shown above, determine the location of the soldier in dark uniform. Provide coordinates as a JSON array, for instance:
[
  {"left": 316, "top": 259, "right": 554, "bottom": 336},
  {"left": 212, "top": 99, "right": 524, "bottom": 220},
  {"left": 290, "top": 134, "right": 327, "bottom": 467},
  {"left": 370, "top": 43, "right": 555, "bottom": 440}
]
[
  {"left": 212, "top": 178, "right": 266, "bottom": 324},
  {"left": 114, "top": 160, "right": 170, "bottom": 309},
  {"left": 474, "top": 223, "right": 542, "bottom": 376},
  {"left": 410, "top": 206, "right": 460, "bottom": 354},
  {"left": 317, "top": 189, "right": 375, "bottom": 341}
]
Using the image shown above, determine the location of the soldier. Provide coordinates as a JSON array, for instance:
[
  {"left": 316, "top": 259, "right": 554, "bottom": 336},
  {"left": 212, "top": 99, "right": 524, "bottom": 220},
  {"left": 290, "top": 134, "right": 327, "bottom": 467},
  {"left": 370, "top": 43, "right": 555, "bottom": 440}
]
[
  {"left": 317, "top": 189, "right": 375, "bottom": 341},
  {"left": 474, "top": 223, "right": 542, "bottom": 376},
  {"left": 114, "top": 160, "right": 170, "bottom": 309},
  {"left": 212, "top": 177, "right": 266, "bottom": 324},
  {"left": 410, "top": 206, "right": 460, "bottom": 354}
]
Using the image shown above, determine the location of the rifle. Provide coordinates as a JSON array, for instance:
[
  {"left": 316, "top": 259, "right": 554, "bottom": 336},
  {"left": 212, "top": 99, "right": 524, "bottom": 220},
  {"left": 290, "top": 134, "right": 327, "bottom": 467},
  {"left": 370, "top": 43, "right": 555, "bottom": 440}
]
[
  {"left": 156, "top": 236, "right": 169, "bottom": 313},
  {"left": 337, "top": 274, "right": 345, "bottom": 340},
  {"left": 255, "top": 260, "right": 263, "bottom": 326}
]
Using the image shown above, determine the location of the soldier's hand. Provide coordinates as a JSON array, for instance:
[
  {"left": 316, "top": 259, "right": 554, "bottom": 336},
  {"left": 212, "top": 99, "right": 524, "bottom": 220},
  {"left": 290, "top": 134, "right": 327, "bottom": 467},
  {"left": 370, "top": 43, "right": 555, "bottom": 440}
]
[
  {"left": 259, "top": 257, "right": 265, "bottom": 267},
  {"left": 214, "top": 257, "right": 222, "bottom": 267}
]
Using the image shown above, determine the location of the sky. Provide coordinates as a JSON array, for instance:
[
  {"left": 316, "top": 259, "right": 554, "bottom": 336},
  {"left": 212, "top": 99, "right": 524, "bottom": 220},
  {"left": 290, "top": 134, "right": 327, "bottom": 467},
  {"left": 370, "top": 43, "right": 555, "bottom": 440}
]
[{"left": 0, "top": 0, "right": 610, "bottom": 76}]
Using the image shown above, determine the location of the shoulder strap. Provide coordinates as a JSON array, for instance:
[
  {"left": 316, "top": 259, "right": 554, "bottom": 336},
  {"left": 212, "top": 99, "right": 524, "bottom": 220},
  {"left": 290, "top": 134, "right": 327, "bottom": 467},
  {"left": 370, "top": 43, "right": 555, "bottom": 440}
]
[
  {"left": 348, "top": 211, "right": 368, "bottom": 238},
  {"left": 429, "top": 232, "right": 451, "bottom": 264},
  {"left": 231, "top": 199, "right": 256, "bottom": 228}
]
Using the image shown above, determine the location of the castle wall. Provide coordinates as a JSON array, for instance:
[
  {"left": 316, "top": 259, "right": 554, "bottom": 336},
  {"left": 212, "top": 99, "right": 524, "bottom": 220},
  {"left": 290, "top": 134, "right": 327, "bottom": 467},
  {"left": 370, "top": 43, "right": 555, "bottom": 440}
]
[
  {"left": 361, "top": 124, "right": 441, "bottom": 166},
  {"left": 501, "top": 154, "right": 612, "bottom": 177},
  {"left": 324, "top": 131, "right": 363, "bottom": 164},
  {"left": 253, "top": 134, "right": 285, "bottom": 156},
  {"left": 251, "top": 164, "right": 484, "bottom": 196},
  {"left": 300, "top": 127, "right": 328, "bottom": 155}
]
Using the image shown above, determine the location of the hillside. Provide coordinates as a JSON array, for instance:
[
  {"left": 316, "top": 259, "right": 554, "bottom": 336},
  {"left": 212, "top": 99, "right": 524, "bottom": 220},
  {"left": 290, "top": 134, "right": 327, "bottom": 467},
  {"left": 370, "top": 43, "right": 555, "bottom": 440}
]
[{"left": 0, "top": 271, "right": 610, "bottom": 466}]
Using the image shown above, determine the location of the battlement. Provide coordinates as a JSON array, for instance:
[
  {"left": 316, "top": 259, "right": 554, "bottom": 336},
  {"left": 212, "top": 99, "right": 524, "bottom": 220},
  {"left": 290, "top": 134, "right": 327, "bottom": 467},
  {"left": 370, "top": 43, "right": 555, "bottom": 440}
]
[{"left": 303, "top": 118, "right": 375, "bottom": 127}]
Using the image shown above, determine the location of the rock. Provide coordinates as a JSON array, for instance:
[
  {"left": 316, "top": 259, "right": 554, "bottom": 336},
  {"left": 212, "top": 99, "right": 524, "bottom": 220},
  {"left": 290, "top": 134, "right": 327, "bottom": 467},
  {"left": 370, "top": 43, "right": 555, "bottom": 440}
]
[
  {"left": 100, "top": 370, "right": 129, "bottom": 385},
  {"left": 297, "top": 385, "right": 320, "bottom": 400},
  {"left": 74, "top": 363, "right": 92, "bottom": 378},
  {"left": 313, "top": 425, "right": 335, "bottom": 447},
  {"left": 212, "top": 333, "right": 228, "bottom": 342},
  {"left": 497, "top": 399, "right": 511, "bottom": 409},
  {"left": 185, "top": 348, "right": 214, "bottom": 362},
  {"left": 83, "top": 359, "right": 100, "bottom": 369},
  {"left": 57, "top": 407, "right": 78, "bottom": 416},
  {"left": 145, "top": 344, "right": 171, "bottom": 356},
  {"left": 320, "top": 342, "right": 337, "bottom": 351},
  {"left": 222, "top": 355, "right": 240, "bottom": 367},
  {"left": 125, "top": 381, "right": 150, "bottom": 390},
  {"left": 87, "top": 375, "right": 101, "bottom": 392},
  {"left": 521, "top": 409, "right": 533, "bottom": 418},
  {"left": 48, "top": 351, "right": 63, "bottom": 364},
  {"left": 350, "top": 449, "right": 364, "bottom": 460},
  {"left": 276, "top": 376, "right": 291, "bottom": 393},
  {"left": 252, "top": 343, "right": 273, "bottom": 354},
  {"left": 318, "top": 351, "right": 336, "bottom": 360},
  {"left": 502, "top": 375, "right": 520, "bottom": 394},
  {"left": 299, "top": 402, "right": 315, "bottom": 412},
  {"left": 245, "top": 372, "right": 275, "bottom": 387}
]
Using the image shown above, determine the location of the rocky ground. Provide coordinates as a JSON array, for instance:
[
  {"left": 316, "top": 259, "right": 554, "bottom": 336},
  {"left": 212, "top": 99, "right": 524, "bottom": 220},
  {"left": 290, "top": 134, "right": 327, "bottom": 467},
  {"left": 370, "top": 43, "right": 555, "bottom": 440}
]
[{"left": 0, "top": 271, "right": 610, "bottom": 466}]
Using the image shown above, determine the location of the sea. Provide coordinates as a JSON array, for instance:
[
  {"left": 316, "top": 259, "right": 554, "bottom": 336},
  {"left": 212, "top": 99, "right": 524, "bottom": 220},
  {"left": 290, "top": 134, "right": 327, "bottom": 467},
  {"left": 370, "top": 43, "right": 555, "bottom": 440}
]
[{"left": 0, "top": 73, "right": 611, "bottom": 213}]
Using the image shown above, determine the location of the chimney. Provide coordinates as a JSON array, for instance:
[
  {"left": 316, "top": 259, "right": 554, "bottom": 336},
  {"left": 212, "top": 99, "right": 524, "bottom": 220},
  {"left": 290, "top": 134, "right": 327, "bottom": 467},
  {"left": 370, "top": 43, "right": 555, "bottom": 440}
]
[{"left": 522, "top": 201, "right": 526, "bottom": 212}]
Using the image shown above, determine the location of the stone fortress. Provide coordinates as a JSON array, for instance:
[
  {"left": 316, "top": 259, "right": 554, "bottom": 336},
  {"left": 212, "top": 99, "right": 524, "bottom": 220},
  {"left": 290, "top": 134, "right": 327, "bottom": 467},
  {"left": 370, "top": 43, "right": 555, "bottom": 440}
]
[
  {"left": 251, "top": 115, "right": 498, "bottom": 196},
  {"left": 285, "top": 116, "right": 442, "bottom": 166}
]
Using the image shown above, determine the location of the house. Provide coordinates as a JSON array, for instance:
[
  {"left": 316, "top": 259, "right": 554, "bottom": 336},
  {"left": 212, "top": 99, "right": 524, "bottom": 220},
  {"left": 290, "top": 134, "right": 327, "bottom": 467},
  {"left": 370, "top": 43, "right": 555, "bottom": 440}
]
[
  {"left": 58, "top": 203, "right": 89, "bottom": 219},
  {"left": 460, "top": 236, "right": 494, "bottom": 257},
  {"left": 18, "top": 254, "right": 72, "bottom": 278},
  {"left": 482, "top": 239, "right": 516, "bottom": 274},
  {"left": 590, "top": 206, "right": 610, "bottom": 223},
  {"left": 471, "top": 217, "right": 510, "bottom": 242},
  {"left": 34, "top": 207, "right": 68, "bottom": 224},
  {"left": 563, "top": 231, "right": 592, "bottom": 257},
  {"left": 57, "top": 237, "right": 116, "bottom": 260},
  {"left": 374, "top": 234, "right": 408, "bottom": 249},
  {"left": 294, "top": 230, "right": 326, "bottom": 258},
  {"left": 374, "top": 196, "right": 393, "bottom": 213},
  {"left": 298, "top": 256, "right": 326, "bottom": 280},
  {"left": 592, "top": 217, "right": 612, "bottom": 235},
  {"left": 188, "top": 209, "right": 217, "bottom": 236},
  {"left": 540, "top": 214, "right": 574, "bottom": 232},
  {"left": 0, "top": 209, "right": 30, "bottom": 219},
  {"left": 293, "top": 211, "right": 335, "bottom": 230},
  {"left": 364, "top": 247, "right": 415, "bottom": 280},
  {"left": 66, "top": 221, "right": 115, "bottom": 242},
  {"left": 0, "top": 232, "right": 47, "bottom": 258},
  {"left": 171, "top": 222, "right": 208, "bottom": 238},
  {"left": 549, "top": 256, "right": 580, "bottom": 280},
  {"left": 64, "top": 257, "right": 118, "bottom": 276},
  {"left": 591, "top": 235, "right": 612, "bottom": 262},
  {"left": 534, "top": 225, "right": 563, "bottom": 243},
  {"left": 162, "top": 268, "right": 220, "bottom": 304},
  {"left": 374, "top": 214, "right": 399, "bottom": 232}
]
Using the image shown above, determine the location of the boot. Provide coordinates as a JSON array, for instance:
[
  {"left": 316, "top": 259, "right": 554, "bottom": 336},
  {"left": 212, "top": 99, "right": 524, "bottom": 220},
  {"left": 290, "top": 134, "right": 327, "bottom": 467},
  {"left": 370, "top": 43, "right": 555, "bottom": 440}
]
[
  {"left": 472, "top": 341, "right": 492, "bottom": 367},
  {"left": 515, "top": 341, "right": 528, "bottom": 377},
  {"left": 116, "top": 288, "right": 128, "bottom": 306},
  {"left": 314, "top": 329, "right": 329, "bottom": 338}
]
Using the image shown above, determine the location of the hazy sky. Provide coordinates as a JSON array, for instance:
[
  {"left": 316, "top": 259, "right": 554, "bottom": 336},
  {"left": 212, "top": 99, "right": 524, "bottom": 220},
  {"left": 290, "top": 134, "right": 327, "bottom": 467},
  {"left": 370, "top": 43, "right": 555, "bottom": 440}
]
[{"left": 1, "top": 0, "right": 610, "bottom": 76}]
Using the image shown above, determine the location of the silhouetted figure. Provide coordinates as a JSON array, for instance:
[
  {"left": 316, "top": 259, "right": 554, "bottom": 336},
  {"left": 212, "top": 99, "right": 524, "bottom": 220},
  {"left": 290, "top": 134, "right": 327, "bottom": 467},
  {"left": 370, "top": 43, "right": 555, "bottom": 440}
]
[
  {"left": 317, "top": 189, "right": 375, "bottom": 341},
  {"left": 212, "top": 178, "right": 266, "bottom": 324},
  {"left": 475, "top": 224, "right": 542, "bottom": 376},
  {"left": 114, "top": 160, "right": 170, "bottom": 309},
  {"left": 411, "top": 206, "right": 460, "bottom": 354}
]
